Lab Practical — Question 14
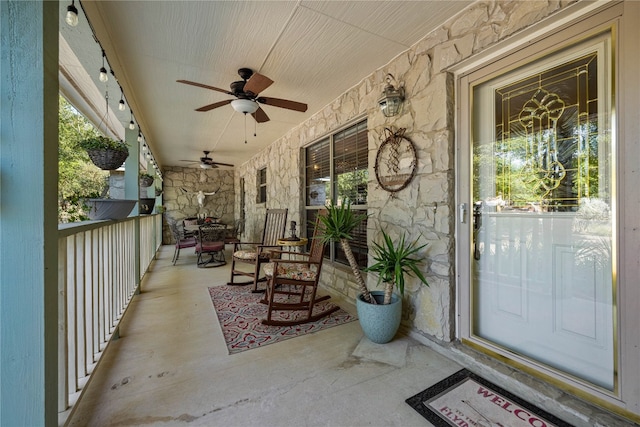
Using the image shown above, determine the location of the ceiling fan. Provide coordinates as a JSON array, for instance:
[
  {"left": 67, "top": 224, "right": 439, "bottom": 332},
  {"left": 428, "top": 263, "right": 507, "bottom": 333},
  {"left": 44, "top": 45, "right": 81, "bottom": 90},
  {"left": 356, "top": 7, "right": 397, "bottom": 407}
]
[
  {"left": 177, "top": 68, "right": 308, "bottom": 123},
  {"left": 180, "top": 151, "right": 234, "bottom": 169}
]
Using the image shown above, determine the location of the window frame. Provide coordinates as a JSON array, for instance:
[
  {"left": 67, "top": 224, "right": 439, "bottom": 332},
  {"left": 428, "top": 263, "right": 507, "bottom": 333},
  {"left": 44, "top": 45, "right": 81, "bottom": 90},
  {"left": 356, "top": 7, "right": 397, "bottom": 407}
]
[
  {"left": 304, "top": 118, "right": 368, "bottom": 267},
  {"left": 257, "top": 167, "right": 267, "bottom": 204}
]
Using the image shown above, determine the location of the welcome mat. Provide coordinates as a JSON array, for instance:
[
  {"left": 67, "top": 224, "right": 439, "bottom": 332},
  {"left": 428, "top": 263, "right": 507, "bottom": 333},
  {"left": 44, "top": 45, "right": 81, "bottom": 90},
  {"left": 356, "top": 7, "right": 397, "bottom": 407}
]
[
  {"left": 406, "top": 369, "right": 574, "bottom": 427},
  {"left": 208, "top": 285, "right": 356, "bottom": 354}
]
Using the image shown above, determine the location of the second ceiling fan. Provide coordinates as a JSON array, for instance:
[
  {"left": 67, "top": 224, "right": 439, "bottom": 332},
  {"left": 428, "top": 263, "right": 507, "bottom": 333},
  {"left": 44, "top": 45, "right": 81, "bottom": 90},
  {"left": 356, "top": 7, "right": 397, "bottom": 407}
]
[{"left": 177, "top": 68, "right": 308, "bottom": 123}]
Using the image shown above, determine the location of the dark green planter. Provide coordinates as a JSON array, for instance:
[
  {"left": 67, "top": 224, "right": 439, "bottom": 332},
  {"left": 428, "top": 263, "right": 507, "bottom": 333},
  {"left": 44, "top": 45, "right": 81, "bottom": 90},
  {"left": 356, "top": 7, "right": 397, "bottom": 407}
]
[
  {"left": 85, "top": 199, "right": 136, "bottom": 220},
  {"left": 139, "top": 198, "right": 156, "bottom": 215}
]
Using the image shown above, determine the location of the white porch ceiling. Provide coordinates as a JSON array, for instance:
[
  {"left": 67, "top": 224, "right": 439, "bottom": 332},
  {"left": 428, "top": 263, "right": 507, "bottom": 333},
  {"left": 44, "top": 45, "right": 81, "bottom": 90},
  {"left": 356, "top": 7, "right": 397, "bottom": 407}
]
[{"left": 59, "top": 0, "right": 472, "bottom": 170}]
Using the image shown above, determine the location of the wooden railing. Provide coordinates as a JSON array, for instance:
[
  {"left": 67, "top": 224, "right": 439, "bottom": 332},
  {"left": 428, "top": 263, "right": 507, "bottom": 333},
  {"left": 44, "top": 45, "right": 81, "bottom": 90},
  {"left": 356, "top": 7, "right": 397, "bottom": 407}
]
[{"left": 57, "top": 214, "right": 162, "bottom": 421}]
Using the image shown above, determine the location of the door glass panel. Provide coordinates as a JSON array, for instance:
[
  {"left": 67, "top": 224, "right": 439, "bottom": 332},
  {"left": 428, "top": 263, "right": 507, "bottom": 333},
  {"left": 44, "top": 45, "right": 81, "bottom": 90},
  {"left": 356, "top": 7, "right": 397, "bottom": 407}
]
[{"left": 471, "top": 33, "right": 614, "bottom": 390}]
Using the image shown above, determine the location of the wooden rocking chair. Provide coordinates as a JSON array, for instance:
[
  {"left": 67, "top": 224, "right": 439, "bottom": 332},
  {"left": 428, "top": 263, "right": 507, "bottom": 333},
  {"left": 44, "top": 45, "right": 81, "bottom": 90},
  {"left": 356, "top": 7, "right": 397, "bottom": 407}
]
[
  {"left": 227, "top": 208, "right": 288, "bottom": 292},
  {"left": 260, "top": 211, "right": 338, "bottom": 326}
]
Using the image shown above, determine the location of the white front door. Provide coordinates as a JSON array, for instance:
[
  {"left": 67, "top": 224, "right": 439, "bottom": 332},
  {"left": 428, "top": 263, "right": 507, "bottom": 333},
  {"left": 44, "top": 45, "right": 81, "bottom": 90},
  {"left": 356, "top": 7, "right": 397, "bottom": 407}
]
[{"left": 459, "top": 30, "right": 615, "bottom": 391}]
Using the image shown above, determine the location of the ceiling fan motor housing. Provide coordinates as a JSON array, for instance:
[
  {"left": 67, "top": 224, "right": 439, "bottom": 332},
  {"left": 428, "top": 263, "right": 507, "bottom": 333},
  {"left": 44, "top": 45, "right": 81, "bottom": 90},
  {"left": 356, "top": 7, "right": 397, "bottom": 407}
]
[{"left": 230, "top": 80, "right": 246, "bottom": 95}]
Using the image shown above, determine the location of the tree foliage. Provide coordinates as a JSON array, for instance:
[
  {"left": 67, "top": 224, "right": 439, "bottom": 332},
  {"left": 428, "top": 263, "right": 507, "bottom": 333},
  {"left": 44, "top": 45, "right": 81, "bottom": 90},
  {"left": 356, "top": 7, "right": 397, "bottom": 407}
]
[{"left": 58, "top": 95, "right": 109, "bottom": 222}]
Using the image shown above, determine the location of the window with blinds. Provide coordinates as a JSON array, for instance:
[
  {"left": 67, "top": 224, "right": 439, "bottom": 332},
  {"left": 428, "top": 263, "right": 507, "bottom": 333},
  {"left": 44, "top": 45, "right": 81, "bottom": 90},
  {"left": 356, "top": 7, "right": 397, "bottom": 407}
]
[
  {"left": 305, "top": 120, "right": 368, "bottom": 268},
  {"left": 257, "top": 167, "right": 267, "bottom": 204}
]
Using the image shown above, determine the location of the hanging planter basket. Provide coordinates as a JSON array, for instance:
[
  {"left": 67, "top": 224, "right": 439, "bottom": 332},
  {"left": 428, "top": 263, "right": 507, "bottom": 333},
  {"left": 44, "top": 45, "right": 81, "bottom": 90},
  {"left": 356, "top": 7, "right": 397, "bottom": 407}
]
[
  {"left": 79, "top": 136, "right": 129, "bottom": 171},
  {"left": 139, "top": 174, "right": 154, "bottom": 187},
  {"left": 87, "top": 148, "right": 129, "bottom": 170}
]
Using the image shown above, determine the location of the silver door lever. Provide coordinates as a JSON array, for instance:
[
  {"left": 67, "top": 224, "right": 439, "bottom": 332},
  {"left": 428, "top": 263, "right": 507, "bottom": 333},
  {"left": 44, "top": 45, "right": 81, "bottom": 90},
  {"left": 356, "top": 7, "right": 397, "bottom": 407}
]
[{"left": 459, "top": 203, "right": 467, "bottom": 223}]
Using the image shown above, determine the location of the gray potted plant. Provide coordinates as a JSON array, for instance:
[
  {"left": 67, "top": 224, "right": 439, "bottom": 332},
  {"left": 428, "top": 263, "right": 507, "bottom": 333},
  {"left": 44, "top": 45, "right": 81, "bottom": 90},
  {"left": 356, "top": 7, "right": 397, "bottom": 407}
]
[
  {"left": 360, "top": 230, "right": 429, "bottom": 343},
  {"left": 80, "top": 175, "right": 136, "bottom": 220},
  {"left": 317, "top": 200, "right": 429, "bottom": 343},
  {"left": 79, "top": 135, "right": 129, "bottom": 170}
]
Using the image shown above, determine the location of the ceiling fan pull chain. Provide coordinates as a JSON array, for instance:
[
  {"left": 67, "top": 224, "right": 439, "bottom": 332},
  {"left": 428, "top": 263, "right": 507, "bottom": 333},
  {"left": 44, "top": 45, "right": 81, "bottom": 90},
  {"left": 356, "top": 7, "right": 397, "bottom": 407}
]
[
  {"left": 244, "top": 113, "right": 248, "bottom": 144},
  {"left": 254, "top": 119, "right": 257, "bottom": 138}
]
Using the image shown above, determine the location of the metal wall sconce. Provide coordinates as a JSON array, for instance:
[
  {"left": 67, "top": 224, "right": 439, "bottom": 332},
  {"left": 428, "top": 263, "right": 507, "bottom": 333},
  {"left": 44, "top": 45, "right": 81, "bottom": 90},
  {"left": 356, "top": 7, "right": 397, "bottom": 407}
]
[{"left": 378, "top": 74, "right": 404, "bottom": 117}]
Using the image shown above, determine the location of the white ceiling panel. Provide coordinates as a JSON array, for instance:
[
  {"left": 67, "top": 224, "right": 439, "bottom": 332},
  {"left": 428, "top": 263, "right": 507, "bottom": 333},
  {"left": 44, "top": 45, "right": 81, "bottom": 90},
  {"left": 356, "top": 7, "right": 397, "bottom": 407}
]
[{"left": 60, "top": 0, "right": 472, "bottom": 169}]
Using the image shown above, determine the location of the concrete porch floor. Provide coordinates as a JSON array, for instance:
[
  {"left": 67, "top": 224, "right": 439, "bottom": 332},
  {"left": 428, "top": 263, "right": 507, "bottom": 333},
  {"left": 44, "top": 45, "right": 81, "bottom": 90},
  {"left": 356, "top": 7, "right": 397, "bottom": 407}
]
[{"left": 64, "top": 245, "right": 633, "bottom": 427}]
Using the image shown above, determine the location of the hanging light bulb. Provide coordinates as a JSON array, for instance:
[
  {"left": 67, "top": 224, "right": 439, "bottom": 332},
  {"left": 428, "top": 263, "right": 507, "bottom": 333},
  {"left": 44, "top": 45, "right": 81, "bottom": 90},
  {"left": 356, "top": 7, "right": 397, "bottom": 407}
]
[
  {"left": 65, "top": 0, "right": 79, "bottom": 27},
  {"left": 99, "top": 50, "right": 108, "bottom": 82},
  {"left": 142, "top": 144, "right": 148, "bottom": 152},
  {"left": 99, "top": 67, "right": 108, "bottom": 82},
  {"left": 129, "top": 110, "right": 135, "bottom": 130},
  {"left": 137, "top": 133, "right": 142, "bottom": 143},
  {"left": 118, "top": 88, "right": 126, "bottom": 111}
]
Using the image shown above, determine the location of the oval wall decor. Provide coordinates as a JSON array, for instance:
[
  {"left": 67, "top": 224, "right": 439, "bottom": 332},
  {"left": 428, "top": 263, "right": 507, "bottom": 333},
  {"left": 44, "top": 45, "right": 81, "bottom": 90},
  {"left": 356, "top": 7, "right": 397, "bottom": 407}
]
[{"left": 374, "top": 127, "right": 417, "bottom": 193}]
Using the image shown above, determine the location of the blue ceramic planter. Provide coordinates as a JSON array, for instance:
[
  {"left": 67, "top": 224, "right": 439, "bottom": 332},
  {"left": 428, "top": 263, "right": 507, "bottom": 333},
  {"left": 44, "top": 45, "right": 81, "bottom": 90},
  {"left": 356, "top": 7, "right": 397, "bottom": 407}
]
[{"left": 356, "top": 290, "right": 402, "bottom": 344}]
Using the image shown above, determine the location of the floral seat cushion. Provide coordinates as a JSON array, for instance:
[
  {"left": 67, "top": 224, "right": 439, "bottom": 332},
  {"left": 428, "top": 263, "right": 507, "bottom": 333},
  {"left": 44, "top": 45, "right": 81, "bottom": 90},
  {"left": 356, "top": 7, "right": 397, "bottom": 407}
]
[
  {"left": 233, "top": 250, "right": 258, "bottom": 260},
  {"left": 263, "top": 262, "right": 317, "bottom": 281},
  {"left": 233, "top": 249, "right": 278, "bottom": 260}
]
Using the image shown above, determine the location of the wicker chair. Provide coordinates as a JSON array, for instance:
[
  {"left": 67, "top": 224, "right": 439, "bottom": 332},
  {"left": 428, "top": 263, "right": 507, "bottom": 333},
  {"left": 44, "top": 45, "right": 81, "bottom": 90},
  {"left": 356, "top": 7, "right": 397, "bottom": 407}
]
[{"left": 227, "top": 208, "right": 288, "bottom": 292}]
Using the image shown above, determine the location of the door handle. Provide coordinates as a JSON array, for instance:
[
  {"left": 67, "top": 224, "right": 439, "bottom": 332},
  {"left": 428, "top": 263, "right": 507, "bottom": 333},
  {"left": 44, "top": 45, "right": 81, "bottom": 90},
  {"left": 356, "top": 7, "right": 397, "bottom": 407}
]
[
  {"left": 473, "top": 201, "right": 483, "bottom": 260},
  {"left": 459, "top": 203, "right": 467, "bottom": 223}
]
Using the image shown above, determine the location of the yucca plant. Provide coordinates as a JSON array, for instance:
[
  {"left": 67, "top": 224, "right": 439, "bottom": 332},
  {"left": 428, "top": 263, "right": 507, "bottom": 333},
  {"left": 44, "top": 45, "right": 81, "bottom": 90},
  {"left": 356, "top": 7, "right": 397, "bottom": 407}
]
[
  {"left": 364, "top": 230, "right": 429, "bottom": 304},
  {"left": 316, "top": 201, "right": 375, "bottom": 304}
]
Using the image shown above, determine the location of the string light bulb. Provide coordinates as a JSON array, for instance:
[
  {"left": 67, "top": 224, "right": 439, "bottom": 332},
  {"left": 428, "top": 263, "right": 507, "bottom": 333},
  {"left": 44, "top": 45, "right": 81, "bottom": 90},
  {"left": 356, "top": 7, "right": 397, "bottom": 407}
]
[
  {"left": 65, "top": 0, "right": 78, "bottom": 27},
  {"left": 99, "top": 50, "right": 108, "bottom": 82},
  {"left": 118, "top": 88, "right": 126, "bottom": 111},
  {"left": 129, "top": 110, "right": 135, "bottom": 130},
  {"left": 137, "top": 133, "right": 142, "bottom": 143}
]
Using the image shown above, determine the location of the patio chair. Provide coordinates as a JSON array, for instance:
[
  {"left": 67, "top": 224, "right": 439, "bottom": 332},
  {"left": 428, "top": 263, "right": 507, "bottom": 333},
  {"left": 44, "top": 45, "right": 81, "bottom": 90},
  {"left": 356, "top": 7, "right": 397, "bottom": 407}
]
[
  {"left": 182, "top": 217, "right": 199, "bottom": 238},
  {"left": 227, "top": 208, "right": 288, "bottom": 292},
  {"left": 196, "top": 224, "right": 227, "bottom": 268},
  {"left": 260, "top": 211, "right": 338, "bottom": 326},
  {"left": 169, "top": 222, "right": 197, "bottom": 265}
]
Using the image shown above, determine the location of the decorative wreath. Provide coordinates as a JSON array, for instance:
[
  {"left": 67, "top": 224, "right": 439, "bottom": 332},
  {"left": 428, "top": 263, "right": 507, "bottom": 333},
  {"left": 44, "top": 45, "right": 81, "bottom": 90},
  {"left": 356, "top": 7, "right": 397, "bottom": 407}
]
[{"left": 374, "top": 127, "right": 417, "bottom": 193}]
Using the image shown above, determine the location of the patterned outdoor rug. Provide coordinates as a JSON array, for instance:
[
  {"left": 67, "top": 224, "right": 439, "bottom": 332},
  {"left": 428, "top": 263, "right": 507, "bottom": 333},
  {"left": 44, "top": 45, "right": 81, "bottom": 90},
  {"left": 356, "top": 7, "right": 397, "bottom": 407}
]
[
  {"left": 208, "top": 285, "right": 357, "bottom": 354},
  {"left": 406, "top": 369, "right": 574, "bottom": 427}
]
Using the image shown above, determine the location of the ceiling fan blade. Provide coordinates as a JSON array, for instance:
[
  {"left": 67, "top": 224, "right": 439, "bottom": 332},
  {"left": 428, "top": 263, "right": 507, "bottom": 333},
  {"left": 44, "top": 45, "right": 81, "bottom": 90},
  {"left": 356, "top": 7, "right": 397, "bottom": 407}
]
[
  {"left": 252, "top": 107, "right": 270, "bottom": 123},
  {"left": 243, "top": 72, "right": 273, "bottom": 95},
  {"left": 176, "top": 79, "right": 233, "bottom": 95},
  {"left": 195, "top": 99, "right": 232, "bottom": 112},
  {"left": 258, "top": 96, "right": 308, "bottom": 112},
  {"left": 212, "top": 162, "right": 235, "bottom": 167}
]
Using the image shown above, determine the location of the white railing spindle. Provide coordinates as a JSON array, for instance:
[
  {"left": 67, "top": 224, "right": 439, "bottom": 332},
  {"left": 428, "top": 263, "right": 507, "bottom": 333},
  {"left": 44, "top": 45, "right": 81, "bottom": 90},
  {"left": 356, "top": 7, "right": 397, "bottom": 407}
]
[{"left": 57, "top": 215, "right": 162, "bottom": 421}]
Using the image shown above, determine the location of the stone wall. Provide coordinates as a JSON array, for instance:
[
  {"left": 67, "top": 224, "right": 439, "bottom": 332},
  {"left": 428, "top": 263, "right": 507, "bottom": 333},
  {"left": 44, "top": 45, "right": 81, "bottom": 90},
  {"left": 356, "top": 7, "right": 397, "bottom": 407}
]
[
  {"left": 161, "top": 166, "right": 235, "bottom": 243},
  {"left": 236, "top": 0, "right": 575, "bottom": 342}
]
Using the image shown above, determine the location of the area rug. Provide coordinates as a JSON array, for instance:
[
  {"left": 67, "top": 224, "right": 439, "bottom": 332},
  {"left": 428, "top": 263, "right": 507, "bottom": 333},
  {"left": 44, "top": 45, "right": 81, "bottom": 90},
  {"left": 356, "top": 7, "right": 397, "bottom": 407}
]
[
  {"left": 406, "top": 369, "right": 574, "bottom": 427},
  {"left": 208, "top": 285, "right": 356, "bottom": 354}
]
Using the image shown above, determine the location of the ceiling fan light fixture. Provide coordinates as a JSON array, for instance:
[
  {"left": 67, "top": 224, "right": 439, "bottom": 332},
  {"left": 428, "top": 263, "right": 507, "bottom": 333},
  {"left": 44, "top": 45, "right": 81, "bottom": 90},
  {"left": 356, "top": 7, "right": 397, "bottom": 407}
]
[
  {"left": 200, "top": 163, "right": 213, "bottom": 169},
  {"left": 231, "top": 99, "right": 259, "bottom": 114}
]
